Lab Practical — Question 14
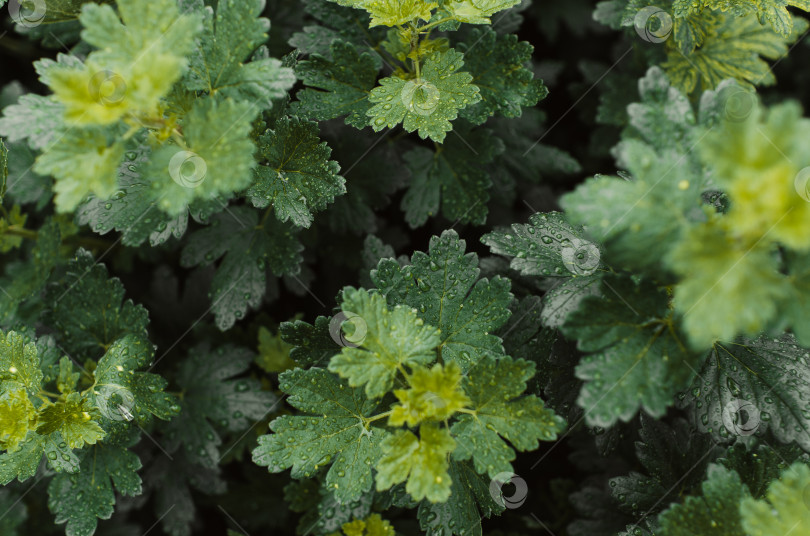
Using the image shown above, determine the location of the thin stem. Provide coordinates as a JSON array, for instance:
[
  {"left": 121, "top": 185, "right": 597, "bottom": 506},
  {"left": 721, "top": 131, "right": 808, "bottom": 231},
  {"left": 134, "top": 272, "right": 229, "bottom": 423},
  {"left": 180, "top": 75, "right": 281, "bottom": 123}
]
[
  {"left": 5, "top": 225, "right": 115, "bottom": 250},
  {"left": 257, "top": 205, "right": 274, "bottom": 228},
  {"left": 363, "top": 410, "right": 393, "bottom": 425},
  {"left": 418, "top": 17, "right": 454, "bottom": 32}
]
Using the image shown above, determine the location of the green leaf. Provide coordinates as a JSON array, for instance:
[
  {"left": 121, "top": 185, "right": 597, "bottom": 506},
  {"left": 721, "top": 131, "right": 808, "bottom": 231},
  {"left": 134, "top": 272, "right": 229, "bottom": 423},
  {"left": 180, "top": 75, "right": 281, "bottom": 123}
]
[
  {"left": 147, "top": 455, "right": 225, "bottom": 536},
  {"left": 0, "top": 386, "right": 37, "bottom": 452},
  {"left": 76, "top": 143, "right": 188, "bottom": 247},
  {"left": 401, "top": 125, "right": 502, "bottom": 227},
  {"left": 560, "top": 274, "right": 702, "bottom": 427},
  {"left": 256, "top": 326, "right": 296, "bottom": 373},
  {"left": 185, "top": 0, "right": 295, "bottom": 105},
  {"left": 441, "top": 0, "right": 521, "bottom": 24},
  {"left": 0, "top": 431, "right": 44, "bottom": 484},
  {"left": 667, "top": 216, "right": 790, "bottom": 347},
  {"left": 33, "top": 126, "right": 125, "bottom": 213},
  {"left": 36, "top": 392, "right": 105, "bottom": 449},
  {"left": 696, "top": 100, "right": 810, "bottom": 251},
  {"left": 280, "top": 316, "right": 341, "bottom": 367},
  {"left": 390, "top": 361, "right": 470, "bottom": 427},
  {"left": 328, "top": 288, "right": 441, "bottom": 399},
  {"left": 253, "top": 367, "right": 385, "bottom": 503},
  {"left": 451, "top": 355, "right": 565, "bottom": 479},
  {"left": 610, "top": 415, "right": 720, "bottom": 517},
  {"left": 46, "top": 0, "right": 201, "bottom": 126},
  {"left": 0, "top": 138, "right": 52, "bottom": 209},
  {"left": 741, "top": 462, "right": 810, "bottom": 535},
  {"left": 368, "top": 50, "right": 481, "bottom": 143},
  {"left": 372, "top": 230, "right": 513, "bottom": 371},
  {"left": 658, "top": 464, "right": 749, "bottom": 536},
  {"left": 624, "top": 67, "right": 696, "bottom": 151},
  {"left": 483, "top": 212, "right": 602, "bottom": 278},
  {"left": 662, "top": 13, "right": 808, "bottom": 93},
  {"left": 456, "top": 29, "right": 547, "bottom": 125},
  {"left": 90, "top": 334, "right": 179, "bottom": 424},
  {"left": 0, "top": 218, "right": 61, "bottom": 324},
  {"left": 322, "top": 134, "right": 406, "bottom": 236},
  {"left": 679, "top": 334, "right": 810, "bottom": 451},
  {"left": 43, "top": 431, "right": 82, "bottom": 475},
  {"left": 719, "top": 442, "right": 808, "bottom": 500},
  {"left": 0, "top": 330, "right": 43, "bottom": 393},
  {"left": 291, "top": 484, "right": 375, "bottom": 534},
  {"left": 180, "top": 206, "right": 303, "bottom": 330},
  {"left": 45, "top": 249, "right": 149, "bottom": 359},
  {"left": 561, "top": 140, "right": 703, "bottom": 278},
  {"left": 291, "top": 0, "right": 388, "bottom": 57},
  {"left": 328, "top": 0, "right": 437, "bottom": 27},
  {"left": 147, "top": 98, "right": 259, "bottom": 216},
  {"left": 541, "top": 276, "right": 603, "bottom": 329},
  {"left": 293, "top": 40, "right": 381, "bottom": 128},
  {"left": 57, "top": 357, "right": 80, "bottom": 395},
  {"left": 500, "top": 297, "right": 583, "bottom": 422},
  {"left": 417, "top": 461, "right": 504, "bottom": 536},
  {"left": 0, "top": 205, "right": 26, "bottom": 253},
  {"left": 672, "top": 0, "right": 810, "bottom": 36},
  {"left": 359, "top": 235, "right": 399, "bottom": 287},
  {"left": 492, "top": 109, "right": 581, "bottom": 184},
  {"left": 168, "top": 344, "right": 277, "bottom": 467},
  {"left": 0, "top": 94, "right": 65, "bottom": 151},
  {"left": 48, "top": 444, "right": 142, "bottom": 536},
  {"left": 246, "top": 116, "right": 345, "bottom": 228},
  {"left": 376, "top": 423, "right": 455, "bottom": 502}
]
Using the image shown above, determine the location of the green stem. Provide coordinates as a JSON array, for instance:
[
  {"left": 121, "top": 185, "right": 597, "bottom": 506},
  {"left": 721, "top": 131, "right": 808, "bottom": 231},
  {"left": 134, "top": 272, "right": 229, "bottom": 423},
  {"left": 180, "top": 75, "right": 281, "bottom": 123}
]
[
  {"left": 418, "top": 17, "right": 454, "bottom": 32},
  {"left": 363, "top": 410, "right": 392, "bottom": 425},
  {"left": 5, "top": 225, "right": 115, "bottom": 251},
  {"left": 257, "top": 206, "right": 273, "bottom": 229}
]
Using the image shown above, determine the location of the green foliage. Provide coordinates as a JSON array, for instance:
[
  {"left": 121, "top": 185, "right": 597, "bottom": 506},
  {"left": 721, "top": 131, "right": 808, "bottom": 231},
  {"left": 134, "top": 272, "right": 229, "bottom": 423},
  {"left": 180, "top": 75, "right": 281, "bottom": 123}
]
[
  {"left": 293, "top": 40, "right": 382, "bottom": 128},
  {"left": 180, "top": 206, "right": 303, "bottom": 329},
  {"left": 401, "top": 124, "right": 503, "bottom": 226},
  {"left": 741, "top": 462, "right": 810, "bottom": 535},
  {"left": 168, "top": 344, "right": 277, "bottom": 467},
  {"left": 7, "top": 0, "right": 810, "bottom": 534},
  {"left": 247, "top": 116, "right": 345, "bottom": 227},
  {"left": 0, "top": 248, "right": 179, "bottom": 536},
  {"left": 254, "top": 234, "right": 562, "bottom": 531},
  {"left": 367, "top": 50, "right": 481, "bottom": 143},
  {"left": 185, "top": 0, "right": 296, "bottom": 104},
  {"left": 597, "top": 1, "right": 808, "bottom": 93},
  {"left": 328, "top": 288, "right": 442, "bottom": 398},
  {"left": 252, "top": 367, "right": 384, "bottom": 503},
  {"left": 658, "top": 464, "right": 750, "bottom": 536},
  {"left": 372, "top": 230, "right": 513, "bottom": 371}
]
